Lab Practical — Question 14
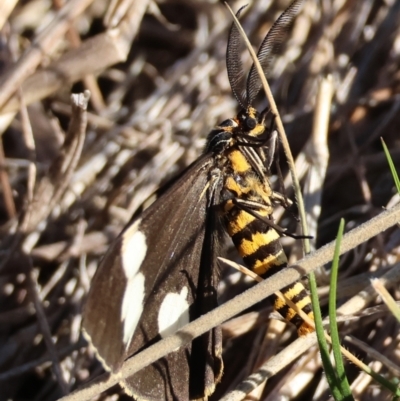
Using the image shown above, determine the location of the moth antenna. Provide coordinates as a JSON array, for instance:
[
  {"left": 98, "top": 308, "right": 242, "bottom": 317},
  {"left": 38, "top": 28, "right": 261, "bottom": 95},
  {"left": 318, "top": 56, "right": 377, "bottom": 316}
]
[
  {"left": 246, "top": 0, "right": 304, "bottom": 106},
  {"left": 226, "top": 5, "right": 248, "bottom": 109}
]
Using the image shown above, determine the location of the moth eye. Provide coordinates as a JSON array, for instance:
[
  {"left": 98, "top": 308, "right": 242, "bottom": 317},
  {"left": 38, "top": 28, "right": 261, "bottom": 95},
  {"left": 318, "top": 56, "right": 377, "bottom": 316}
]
[{"left": 246, "top": 117, "right": 257, "bottom": 130}]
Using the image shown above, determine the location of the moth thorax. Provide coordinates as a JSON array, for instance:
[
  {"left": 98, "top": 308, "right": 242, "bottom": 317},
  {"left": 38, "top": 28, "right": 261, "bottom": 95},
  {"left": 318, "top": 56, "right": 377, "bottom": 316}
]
[{"left": 245, "top": 176, "right": 274, "bottom": 204}]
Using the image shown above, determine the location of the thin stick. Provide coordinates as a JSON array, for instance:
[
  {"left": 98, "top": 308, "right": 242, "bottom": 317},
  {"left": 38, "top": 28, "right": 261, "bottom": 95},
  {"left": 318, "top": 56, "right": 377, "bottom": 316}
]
[
  {"left": 0, "top": 0, "right": 94, "bottom": 110},
  {"left": 25, "top": 257, "right": 69, "bottom": 394},
  {"left": 0, "top": 0, "right": 17, "bottom": 30},
  {"left": 305, "top": 75, "right": 333, "bottom": 246},
  {"left": 224, "top": 1, "right": 309, "bottom": 244},
  {"left": 18, "top": 88, "right": 37, "bottom": 232},
  {"left": 60, "top": 202, "right": 400, "bottom": 401},
  {"left": 0, "top": 137, "right": 16, "bottom": 218},
  {"left": 219, "top": 257, "right": 315, "bottom": 329}
]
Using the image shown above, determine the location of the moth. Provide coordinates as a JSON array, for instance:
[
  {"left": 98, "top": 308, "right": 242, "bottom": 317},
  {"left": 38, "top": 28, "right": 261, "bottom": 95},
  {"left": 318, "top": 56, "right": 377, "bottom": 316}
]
[{"left": 83, "top": 1, "right": 312, "bottom": 400}]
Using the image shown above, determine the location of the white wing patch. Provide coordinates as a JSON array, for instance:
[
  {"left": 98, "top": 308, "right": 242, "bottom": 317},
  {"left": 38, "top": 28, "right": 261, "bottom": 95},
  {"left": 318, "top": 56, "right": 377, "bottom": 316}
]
[
  {"left": 120, "top": 220, "right": 147, "bottom": 348},
  {"left": 158, "top": 287, "right": 190, "bottom": 338}
]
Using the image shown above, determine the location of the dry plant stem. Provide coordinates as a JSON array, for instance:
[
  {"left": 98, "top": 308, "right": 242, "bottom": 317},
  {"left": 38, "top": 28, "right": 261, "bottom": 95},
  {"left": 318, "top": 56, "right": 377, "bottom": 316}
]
[
  {"left": 1, "top": 29, "right": 131, "bottom": 114},
  {"left": 127, "top": 21, "right": 229, "bottom": 126},
  {"left": 0, "top": 137, "right": 16, "bottom": 218},
  {"left": 223, "top": 257, "right": 400, "bottom": 399},
  {"left": 2, "top": 0, "right": 149, "bottom": 114},
  {"left": 345, "top": 335, "right": 400, "bottom": 376},
  {"left": 305, "top": 76, "right": 332, "bottom": 245},
  {"left": 21, "top": 91, "right": 89, "bottom": 237},
  {"left": 328, "top": 97, "right": 400, "bottom": 190},
  {"left": 247, "top": 321, "right": 287, "bottom": 399},
  {"left": 0, "top": 91, "right": 90, "bottom": 273},
  {"left": 51, "top": 101, "right": 115, "bottom": 130},
  {"left": 63, "top": 203, "right": 400, "bottom": 401},
  {"left": 53, "top": 0, "right": 106, "bottom": 112},
  {"left": 371, "top": 277, "right": 400, "bottom": 316},
  {"left": 0, "top": 0, "right": 94, "bottom": 110},
  {"left": 41, "top": 261, "right": 70, "bottom": 302},
  {"left": 259, "top": 348, "right": 319, "bottom": 401},
  {"left": 346, "top": 127, "right": 374, "bottom": 217},
  {"left": 49, "top": 93, "right": 89, "bottom": 203},
  {"left": 220, "top": 336, "right": 318, "bottom": 401},
  {"left": 18, "top": 89, "right": 37, "bottom": 232},
  {"left": 338, "top": 262, "right": 400, "bottom": 318},
  {"left": 105, "top": 0, "right": 138, "bottom": 28},
  {"left": 25, "top": 256, "right": 69, "bottom": 394},
  {"left": 351, "top": 362, "right": 380, "bottom": 399},
  {"left": 0, "top": 341, "right": 82, "bottom": 381},
  {"left": 0, "top": 0, "right": 18, "bottom": 30},
  {"left": 57, "top": 219, "right": 88, "bottom": 262},
  {"left": 218, "top": 257, "right": 315, "bottom": 329},
  {"left": 31, "top": 232, "right": 108, "bottom": 261},
  {"left": 321, "top": 333, "right": 376, "bottom": 384},
  {"left": 360, "top": 95, "right": 400, "bottom": 152}
]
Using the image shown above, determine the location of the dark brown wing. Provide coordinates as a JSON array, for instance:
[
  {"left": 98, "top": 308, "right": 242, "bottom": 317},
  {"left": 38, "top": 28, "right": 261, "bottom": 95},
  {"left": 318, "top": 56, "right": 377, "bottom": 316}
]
[{"left": 82, "top": 155, "right": 223, "bottom": 401}]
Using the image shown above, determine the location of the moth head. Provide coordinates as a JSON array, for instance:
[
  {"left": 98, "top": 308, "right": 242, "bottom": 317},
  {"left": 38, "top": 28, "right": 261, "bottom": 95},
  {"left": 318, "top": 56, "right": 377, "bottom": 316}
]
[{"left": 237, "top": 107, "right": 266, "bottom": 138}]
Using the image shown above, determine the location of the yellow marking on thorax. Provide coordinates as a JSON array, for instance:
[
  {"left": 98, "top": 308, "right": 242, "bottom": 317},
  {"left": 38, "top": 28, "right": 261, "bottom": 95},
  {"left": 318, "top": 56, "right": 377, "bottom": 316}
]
[
  {"left": 225, "top": 176, "right": 249, "bottom": 197},
  {"left": 249, "top": 124, "right": 266, "bottom": 137},
  {"left": 246, "top": 175, "right": 273, "bottom": 199},
  {"left": 225, "top": 174, "right": 272, "bottom": 204},
  {"left": 228, "top": 149, "right": 251, "bottom": 173}
]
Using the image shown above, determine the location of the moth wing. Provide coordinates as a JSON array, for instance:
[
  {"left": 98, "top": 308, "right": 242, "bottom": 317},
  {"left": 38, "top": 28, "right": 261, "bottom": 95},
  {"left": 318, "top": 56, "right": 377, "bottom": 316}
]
[{"left": 83, "top": 155, "right": 223, "bottom": 400}]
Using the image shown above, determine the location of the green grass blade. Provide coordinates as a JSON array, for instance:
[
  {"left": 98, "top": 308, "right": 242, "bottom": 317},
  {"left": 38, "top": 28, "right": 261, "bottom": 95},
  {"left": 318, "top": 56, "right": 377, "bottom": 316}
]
[
  {"left": 329, "top": 219, "right": 353, "bottom": 399},
  {"left": 309, "top": 271, "right": 344, "bottom": 400},
  {"left": 381, "top": 138, "right": 400, "bottom": 193}
]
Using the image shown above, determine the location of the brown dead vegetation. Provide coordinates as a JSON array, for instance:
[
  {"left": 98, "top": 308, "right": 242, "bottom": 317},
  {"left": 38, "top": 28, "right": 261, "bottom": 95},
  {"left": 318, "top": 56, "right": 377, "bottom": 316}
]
[{"left": 0, "top": 1, "right": 400, "bottom": 400}]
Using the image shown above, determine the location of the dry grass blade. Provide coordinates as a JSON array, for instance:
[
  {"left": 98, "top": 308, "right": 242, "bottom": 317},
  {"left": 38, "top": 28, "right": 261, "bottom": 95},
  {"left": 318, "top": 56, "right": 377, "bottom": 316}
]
[
  {"left": 21, "top": 91, "right": 90, "bottom": 237},
  {"left": 0, "top": 135, "right": 16, "bottom": 218},
  {"left": 220, "top": 335, "right": 318, "bottom": 401},
  {"left": 25, "top": 255, "right": 69, "bottom": 395},
  {"left": 1, "top": 1, "right": 148, "bottom": 115},
  {"left": 304, "top": 75, "right": 333, "bottom": 248},
  {"left": 0, "top": 0, "right": 94, "bottom": 110},
  {"left": 0, "top": 0, "right": 18, "bottom": 31}
]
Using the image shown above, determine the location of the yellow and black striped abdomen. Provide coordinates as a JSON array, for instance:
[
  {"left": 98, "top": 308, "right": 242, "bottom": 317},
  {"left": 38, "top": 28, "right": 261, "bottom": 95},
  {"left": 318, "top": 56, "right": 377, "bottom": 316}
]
[{"left": 222, "top": 148, "right": 314, "bottom": 335}]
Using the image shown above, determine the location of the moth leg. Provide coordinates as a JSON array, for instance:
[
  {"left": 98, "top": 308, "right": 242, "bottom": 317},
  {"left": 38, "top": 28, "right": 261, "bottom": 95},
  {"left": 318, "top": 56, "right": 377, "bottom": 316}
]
[
  {"left": 271, "top": 190, "right": 292, "bottom": 207},
  {"left": 266, "top": 130, "right": 277, "bottom": 171},
  {"left": 232, "top": 198, "right": 311, "bottom": 240}
]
